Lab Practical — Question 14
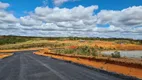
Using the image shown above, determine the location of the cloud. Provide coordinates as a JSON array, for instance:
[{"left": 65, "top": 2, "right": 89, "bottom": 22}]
[
  {"left": 18, "top": 5, "right": 98, "bottom": 35},
  {"left": 0, "top": 2, "right": 19, "bottom": 35},
  {"left": 132, "top": 27, "right": 142, "bottom": 33},
  {"left": 32, "top": 5, "right": 98, "bottom": 23},
  {"left": 53, "top": 0, "right": 79, "bottom": 6},
  {"left": 0, "top": 2, "right": 18, "bottom": 24},
  {"left": 1, "top": 13, "right": 18, "bottom": 23},
  {"left": 26, "top": 5, "right": 98, "bottom": 33},
  {"left": 53, "top": 0, "right": 68, "bottom": 6},
  {"left": 0, "top": 1, "right": 142, "bottom": 39},
  {"left": 97, "top": 6, "right": 142, "bottom": 28},
  {"left": 20, "top": 16, "right": 42, "bottom": 26},
  {"left": 93, "top": 25, "right": 123, "bottom": 32},
  {"left": 0, "top": 2, "right": 9, "bottom": 9},
  {"left": 19, "top": 5, "right": 142, "bottom": 39}
]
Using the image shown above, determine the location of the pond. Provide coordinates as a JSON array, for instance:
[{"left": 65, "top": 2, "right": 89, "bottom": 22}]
[{"left": 102, "top": 50, "right": 142, "bottom": 59}]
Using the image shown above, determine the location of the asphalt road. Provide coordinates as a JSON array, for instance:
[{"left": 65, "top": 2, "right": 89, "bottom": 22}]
[{"left": 0, "top": 51, "right": 136, "bottom": 80}]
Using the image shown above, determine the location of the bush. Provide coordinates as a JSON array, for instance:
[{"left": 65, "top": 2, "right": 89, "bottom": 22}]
[
  {"left": 0, "top": 37, "right": 30, "bottom": 45},
  {"left": 55, "top": 46, "right": 98, "bottom": 56},
  {"left": 76, "top": 46, "right": 98, "bottom": 56},
  {"left": 111, "top": 51, "right": 121, "bottom": 58}
]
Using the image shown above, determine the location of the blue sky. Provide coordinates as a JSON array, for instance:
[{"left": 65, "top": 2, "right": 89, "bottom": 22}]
[{"left": 0, "top": 0, "right": 142, "bottom": 39}]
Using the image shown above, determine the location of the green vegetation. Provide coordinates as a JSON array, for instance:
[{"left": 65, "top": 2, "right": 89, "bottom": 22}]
[
  {"left": 0, "top": 36, "right": 31, "bottom": 45},
  {"left": 0, "top": 35, "right": 141, "bottom": 45},
  {"left": 0, "top": 40, "right": 64, "bottom": 50},
  {"left": 111, "top": 51, "right": 121, "bottom": 58},
  {"left": 55, "top": 46, "right": 99, "bottom": 56},
  {"left": 0, "top": 35, "right": 141, "bottom": 51}
]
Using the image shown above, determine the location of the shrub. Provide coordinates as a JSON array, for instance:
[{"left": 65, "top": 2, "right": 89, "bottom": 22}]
[
  {"left": 111, "top": 51, "right": 121, "bottom": 58},
  {"left": 55, "top": 46, "right": 98, "bottom": 56},
  {"left": 0, "top": 37, "right": 30, "bottom": 45}
]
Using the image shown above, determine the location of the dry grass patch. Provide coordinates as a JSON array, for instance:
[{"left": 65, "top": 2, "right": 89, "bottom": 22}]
[
  {"left": 0, "top": 39, "right": 142, "bottom": 50},
  {"left": 52, "top": 40, "right": 142, "bottom": 50}
]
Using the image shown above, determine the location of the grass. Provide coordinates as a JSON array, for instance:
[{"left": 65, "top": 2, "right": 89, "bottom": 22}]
[
  {"left": 0, "top": 40, "right": 64, "bottom": 50},
  {"left": 0, "top": 36, "right": 142, "bottom": 51},
  {"left": 54, "top": 46, "right": 99, "bottom": 56},
  {"left": 0, "top": 36, "right": 34, "bottom": 45}
]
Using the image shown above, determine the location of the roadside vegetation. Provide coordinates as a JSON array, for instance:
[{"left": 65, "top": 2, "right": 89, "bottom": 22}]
[
  {"left": 0, "top": 36, "right": 34, "bottom": 45},
  {"left": 0, "top": 40, "right": 63, "bottom": 50},
  {"left": 55, "top": 46, "right": 99, "bottom": 56},
  {"left": 111, "top": 51, "right": 121, "bottom": 58}
]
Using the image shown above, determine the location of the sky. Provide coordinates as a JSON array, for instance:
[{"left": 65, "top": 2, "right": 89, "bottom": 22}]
[{"left": 0, "top": 0, "right": 142, "bottom": 39}]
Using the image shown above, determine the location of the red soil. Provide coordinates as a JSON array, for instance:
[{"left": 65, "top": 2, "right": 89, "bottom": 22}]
[{"left": 34, "top": 49, "right": 142, "bottom": 79}]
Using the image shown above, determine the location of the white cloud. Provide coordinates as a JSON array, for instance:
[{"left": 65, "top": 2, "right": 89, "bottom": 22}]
[
  {"left": 53, "top": 0, "right": 79, "bottom": 6},
  {"left": 53, "top": 0, "right": 69, "bottom": 6},
  {"left": 32, "top": 5, "right": 98, "bottom": 23},
  {"left": 0, "top": 2, "right": 19, "bottom": 34},
  {"left": 0, "top": 2, "right": 18, "bottom": 24},
  {"left": 2, "top": 13, "right": 18, "bottom": 23},
  {"left": 0, "top": 1, "right": 142, "bottom": 39},
  {"left": 132, "top": 27, "right": 142, "bottom": 33},
  {"left": 93, "top": 25, "right": 123, "bottom": 32},
  {"left": 97, "top": 6, "right": 142, "bottom": 28},
  {"left": 20, "top": 16, "right": 42, "bottom": 26},
  {"left": 0, "top": 2, "right": 9, "bottom": 9},
  {"left": 32, "top": 5, "right": 98, "bottom": 32}
]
